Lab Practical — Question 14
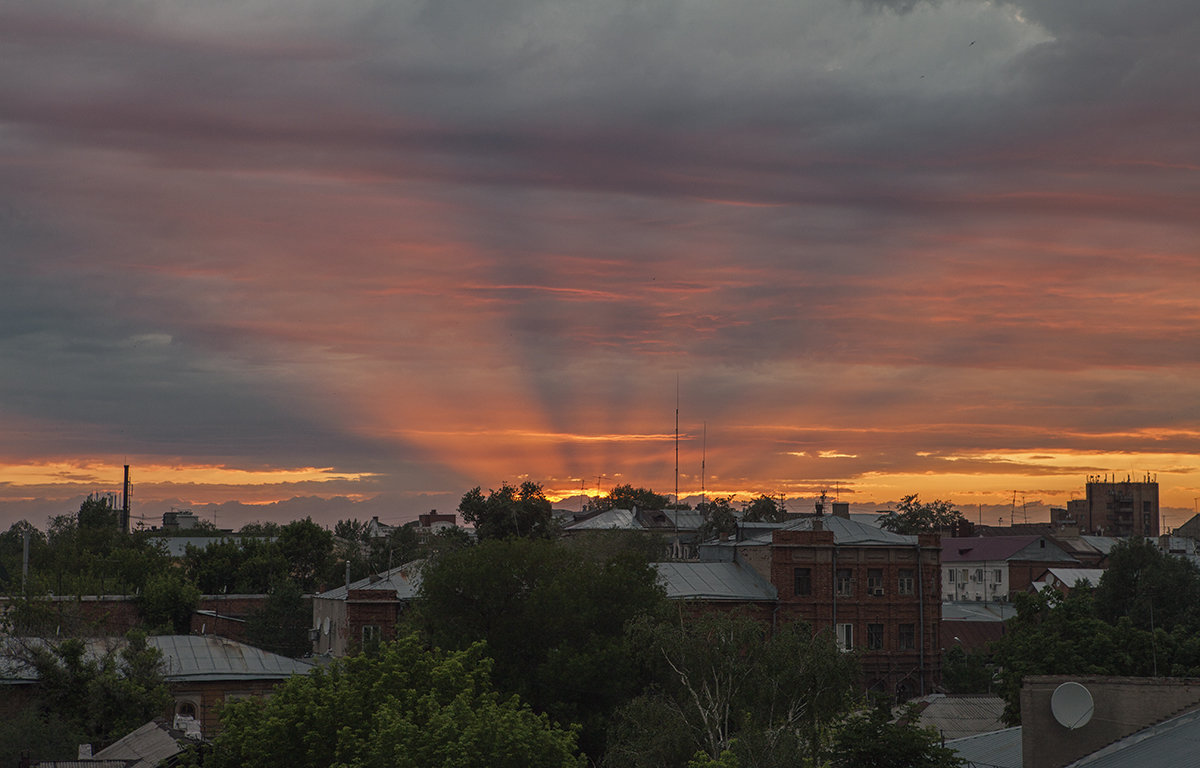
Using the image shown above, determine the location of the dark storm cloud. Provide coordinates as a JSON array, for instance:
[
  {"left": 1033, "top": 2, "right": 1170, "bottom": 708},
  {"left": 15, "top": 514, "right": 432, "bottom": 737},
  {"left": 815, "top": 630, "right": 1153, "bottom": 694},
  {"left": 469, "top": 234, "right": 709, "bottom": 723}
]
[{"left": 2, "top": 0, "right": 1199, "bottom": 521}]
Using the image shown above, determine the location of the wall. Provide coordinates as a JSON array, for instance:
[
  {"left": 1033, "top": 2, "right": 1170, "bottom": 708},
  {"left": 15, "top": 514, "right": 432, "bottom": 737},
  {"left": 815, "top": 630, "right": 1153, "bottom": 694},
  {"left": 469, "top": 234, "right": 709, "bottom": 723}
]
[{"left": 1021, "top": 676, "right": 1200, "bottom": 768}]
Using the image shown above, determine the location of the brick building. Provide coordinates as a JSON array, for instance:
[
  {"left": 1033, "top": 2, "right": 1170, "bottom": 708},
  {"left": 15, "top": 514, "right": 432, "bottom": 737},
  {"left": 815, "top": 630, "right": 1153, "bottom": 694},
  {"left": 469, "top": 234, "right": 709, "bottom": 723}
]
[
  {"left": 1053, "top": 476, "right": 1160, "bottom": 538},
  {"left": 696, "top": 514, "right": 942, "bottom": 699},
  {"left": 311, "top": 563, "right": 419, "bottom": 656}
]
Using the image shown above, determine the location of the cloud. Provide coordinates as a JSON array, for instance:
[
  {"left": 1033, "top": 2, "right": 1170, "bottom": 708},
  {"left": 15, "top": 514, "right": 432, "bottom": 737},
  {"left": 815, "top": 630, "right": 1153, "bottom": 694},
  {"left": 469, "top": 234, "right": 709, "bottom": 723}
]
[{"left": 2, "top": 0, "right": 1199, "bottom": 527}]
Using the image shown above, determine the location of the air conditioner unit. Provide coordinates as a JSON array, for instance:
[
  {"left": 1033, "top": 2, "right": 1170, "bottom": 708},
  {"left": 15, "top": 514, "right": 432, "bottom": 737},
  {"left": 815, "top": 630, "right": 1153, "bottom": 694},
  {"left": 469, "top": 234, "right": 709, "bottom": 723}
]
[
  {"left": 870, "top": 587, "right": 884, "bottom": 596},
  {"left": 309, "top": 628, "right": 319, "bottom": 642}
]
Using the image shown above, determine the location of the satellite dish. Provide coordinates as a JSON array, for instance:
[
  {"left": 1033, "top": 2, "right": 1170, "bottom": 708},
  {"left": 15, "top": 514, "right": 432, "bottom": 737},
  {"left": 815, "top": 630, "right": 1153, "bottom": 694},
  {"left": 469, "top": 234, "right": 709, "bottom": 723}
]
[{"left": 1051, "top": 682, "right": 1094, "bottom": 729}]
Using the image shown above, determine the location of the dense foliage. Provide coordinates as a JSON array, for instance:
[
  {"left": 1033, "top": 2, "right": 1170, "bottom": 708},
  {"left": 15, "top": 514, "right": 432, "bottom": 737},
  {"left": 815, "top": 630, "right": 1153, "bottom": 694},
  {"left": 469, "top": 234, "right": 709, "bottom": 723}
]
[
  {"left": 204, "top": 635, "right": 585, "bottom": 768},
  {"left": 605, "top": 612, "right": 859, "bottom": 768},
  {"left": 878, "top": 495, "right": 965, "bottom": 535},
  {"left": 831, "top": 704, "right": 964, "bottom": 768},
  {"left": 413, "top": 536, "right": 667, "bottom": 758},
  {"left": 458, "top": 481, "right": 557, "bottom": 540},
  {"left": 992, "top": 538, "right": 1200, "bottom": 723},
  {"left": 0, "top": 630, "right": 171, "bottom": 764}
]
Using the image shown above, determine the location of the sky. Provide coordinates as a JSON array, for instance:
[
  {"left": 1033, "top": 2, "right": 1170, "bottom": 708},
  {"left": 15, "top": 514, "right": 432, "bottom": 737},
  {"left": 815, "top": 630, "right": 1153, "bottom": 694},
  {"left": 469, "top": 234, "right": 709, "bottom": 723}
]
[{"left": 3, "top": 0, "right": 1199, "bottom": 533}]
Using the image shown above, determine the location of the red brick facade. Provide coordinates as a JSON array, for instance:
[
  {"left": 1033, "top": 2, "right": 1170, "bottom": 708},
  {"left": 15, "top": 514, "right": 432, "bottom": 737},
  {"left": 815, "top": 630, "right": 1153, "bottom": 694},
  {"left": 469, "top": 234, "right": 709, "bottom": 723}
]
[{"left": 764, "top": 528, "right": 942, "bottom": 699}]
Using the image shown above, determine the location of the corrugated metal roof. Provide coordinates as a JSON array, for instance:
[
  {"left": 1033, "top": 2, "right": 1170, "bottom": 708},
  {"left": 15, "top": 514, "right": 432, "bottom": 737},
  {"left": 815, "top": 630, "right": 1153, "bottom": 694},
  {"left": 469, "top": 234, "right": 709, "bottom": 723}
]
[
  {"left": 1066, "top": 707, "right": 1200, "bottom": 767},
  {"left": 565, "top": 509, "right": 637, "bottom": 530},
  {"left": 94, "top": 720, "right": 184, "bottom": 768},
  {"left": 914, "top": 694, "right": 1007, "bottom": 740},
  {"left": 314, "top": 562, "right": 421, "bottom": 601},
  {"left": 654, "top": 561, "right": 778, "bottom": 601},
  {"left": 947, "top": 726, "right": 1023, "bottom": 768}
]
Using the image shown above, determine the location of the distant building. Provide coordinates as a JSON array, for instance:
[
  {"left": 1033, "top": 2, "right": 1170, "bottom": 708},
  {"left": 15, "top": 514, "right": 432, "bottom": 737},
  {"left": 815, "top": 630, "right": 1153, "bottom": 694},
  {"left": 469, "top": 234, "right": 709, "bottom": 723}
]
[
  {"left": 941, "top": 536, "right": 1079, "bottom": 601},
  {"left": 161, "top": 509, "right": 202, "bottom": 531},
  {"left": 1052, "top": 476, "right": 1159, "bottom": 537}
]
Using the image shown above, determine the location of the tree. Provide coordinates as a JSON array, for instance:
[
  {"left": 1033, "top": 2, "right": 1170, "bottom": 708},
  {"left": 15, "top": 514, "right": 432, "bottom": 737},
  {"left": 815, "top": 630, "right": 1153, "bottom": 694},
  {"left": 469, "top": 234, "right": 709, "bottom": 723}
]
[
  {"left": 831, "top": 703, "right": 963, "bottom": 768},
  {"left": 0, "top": 630, "right": 171, "bottom": 757},
  {"left": 1094, "top": 537, "right": 1200, "bottom": 633},
  {"left": 137, "top": 571, "right": 201, "bottom": 634},
  {"left": 77, "top": 495, "right": 119, "bottom": 530},
  {"left": 742, "top": 495, "right": 787, "bottom": 524},
  {"left": 697, "top": 497, "right": 738, "bottom": 542},
  {"left": 245, "top": 579, "right": 312, "bottom": 658},
  {"left": 414, "top": 536, "right": 666, "bottom": 759},
  {"left": 990, "top": 587, "right": 1152, "bottom": 724},
  {"left": 206, "top": 635, "right": 585, "bottom": 768},
  {"left": 594, "top": 485, "right": 671, "bottom": 513},
  {"left": 608, "top": 613, "right": 859, "bottom": 767},
  {"left": 276, "top": 517, "right": 334, "bottom": 591},
  {"left": 878, "top": 495, "right": 965, "bottom": 535},
  {"left": 458, "top": 481, "right": 557, "bottom": 540}
]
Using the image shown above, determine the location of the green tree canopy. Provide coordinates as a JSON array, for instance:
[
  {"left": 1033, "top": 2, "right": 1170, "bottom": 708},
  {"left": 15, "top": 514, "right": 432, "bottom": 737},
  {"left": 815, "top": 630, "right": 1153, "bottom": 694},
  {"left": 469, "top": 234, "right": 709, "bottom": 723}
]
[
  {"left": 245, "top": 579, "right": 312, "bottom": 658},
  {"left": 206, "top": 635, "right": 585, "bottom": 768},
  {"left": 594, "top": 485, "right": 671, "bottom": 512},
  {"left": 1093, "top": 537, "right": 1200, "bottom": 633},
  {"left": 607, "top": 613, "right": 859, "bottom": 767},
  {"left": 878, "top": 495, "right": 966, "bottom": 535},
  {"left": 742, "top": 494, "right": 787, "bottom": 523},
  {"left": 0, "top": 630, "right": 171, "bottom": 760},
  {"left": 697, "top": 497, "right": 738, "bottom": 542},
  {"left": 831, "top": 704, "right": 964, "bottom": 768},
  {"left": 413, "top": 536, "right": 666, "bottom": 759},
  {"left": 137, "top": 571, "right": 201, "bottom": 634},
  {"left": 458, "top": 481, "right": 556, "bottom": 540}
]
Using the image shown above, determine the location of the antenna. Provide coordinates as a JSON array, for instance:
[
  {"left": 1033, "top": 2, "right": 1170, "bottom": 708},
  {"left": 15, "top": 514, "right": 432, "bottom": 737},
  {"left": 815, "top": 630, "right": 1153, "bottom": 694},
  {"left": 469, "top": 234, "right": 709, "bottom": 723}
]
[
  {"left": 701, "top": 422, "right": 707, "bottom": 511},
  {"left": 674, "top": 376, "right": 679, "bottom": 510}
]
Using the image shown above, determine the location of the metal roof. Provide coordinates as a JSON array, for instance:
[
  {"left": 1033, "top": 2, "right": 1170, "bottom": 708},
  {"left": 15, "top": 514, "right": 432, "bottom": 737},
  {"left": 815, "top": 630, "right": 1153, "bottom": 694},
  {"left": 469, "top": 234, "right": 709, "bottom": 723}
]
[
  {"left": 947, "top": 726, "right": 1023, "bottom": 768},
  {"left": 654, "top": 561, "right": 778, "bottom": 601},
  {"left": 942, "top": 601, "right": 1018, "bottom": 623},
  {"left": 152, "top": 635, "right": 314, "bottom": 681},
  {"left": 314, "top": 562, "right": 422, "bottom": 601},
  {"left": 1066, "top": 707, "right": 1200, "bottom": 767},
  {"left": 2, "top": 636, "right": 313, "bottom": 684},
  {"left": 913, "top": 694, "right": 1007, "bottom": 740},
  {"left": 93, "top": 720, "right": 185, "bottom": 768},
  {"left": 565, "top": 509, "right": 637, "bottom": 530},
  {"left": 781, "top": 515, "right": 919, "bottom": 546},
  {"left": 1042, "top": 568, "right": 1105, "bottom": 589}
]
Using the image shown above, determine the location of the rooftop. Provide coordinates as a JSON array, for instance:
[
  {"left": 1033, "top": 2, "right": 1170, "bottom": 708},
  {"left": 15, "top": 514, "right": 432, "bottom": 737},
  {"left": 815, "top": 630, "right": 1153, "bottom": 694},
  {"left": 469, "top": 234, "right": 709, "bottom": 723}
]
[{"left": 653, "top": 561, "right": 778, "bottom": 602}]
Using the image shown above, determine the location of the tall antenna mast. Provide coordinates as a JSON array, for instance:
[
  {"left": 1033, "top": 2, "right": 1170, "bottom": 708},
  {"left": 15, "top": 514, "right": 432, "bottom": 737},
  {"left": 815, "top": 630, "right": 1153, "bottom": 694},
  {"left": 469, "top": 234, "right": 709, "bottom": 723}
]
[
  {"left": 674, "top": 376, "right": 679, "bottom": 510},
  {"left": 701, "top": 422, "right": 707, "bottom": 510}
]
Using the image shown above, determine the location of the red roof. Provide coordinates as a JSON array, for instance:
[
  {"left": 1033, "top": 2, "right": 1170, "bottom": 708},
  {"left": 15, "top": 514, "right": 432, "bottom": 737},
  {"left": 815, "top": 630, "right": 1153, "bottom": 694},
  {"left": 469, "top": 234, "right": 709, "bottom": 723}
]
[{"left": 941, "top": 535, "right": 1041, "bottom": 563}]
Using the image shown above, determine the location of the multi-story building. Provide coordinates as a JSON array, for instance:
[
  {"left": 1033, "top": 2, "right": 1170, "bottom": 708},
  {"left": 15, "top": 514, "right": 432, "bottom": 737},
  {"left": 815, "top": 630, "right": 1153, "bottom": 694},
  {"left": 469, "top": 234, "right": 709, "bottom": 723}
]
[
  {"left": 698, "top": 513, "right": 942, "bottom": 700},
  {"left": 941, "top": 535, "right": 1078, "bottom": 601},
  {"left": 1053, "top": 476, "right": 1159, "bottom": 537}
]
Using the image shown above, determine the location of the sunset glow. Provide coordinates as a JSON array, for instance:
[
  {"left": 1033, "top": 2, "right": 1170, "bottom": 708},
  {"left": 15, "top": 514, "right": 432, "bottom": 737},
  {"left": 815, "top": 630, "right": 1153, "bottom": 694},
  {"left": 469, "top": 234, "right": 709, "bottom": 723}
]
[{"left": 3, "top": 0, "right": 1199, "bottom": 532}]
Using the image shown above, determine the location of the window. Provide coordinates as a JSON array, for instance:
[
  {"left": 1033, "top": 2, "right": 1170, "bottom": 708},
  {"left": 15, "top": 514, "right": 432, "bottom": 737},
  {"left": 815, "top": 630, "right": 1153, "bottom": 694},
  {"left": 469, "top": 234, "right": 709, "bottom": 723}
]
[
  {"left": 973, "top": 568, "right": 983, "bottom": 582},
  {"left": 867, "top": 623, "right": 884, "bottom": 650},
  {"left": 362, "top": 625, "right": 381, "bottom": 645},
  {"left": 867, "top": 569, "right": 884, "bottom": 596},
  {"left": 836, "top": 568, "right": 853, "bottom": 597},
  {"left": 898, "top": 623, "right": 915, "bottom": 650},
  {"left": 898, "top": 569, "right": 915, "bottom": 595},
  {"left": 793, "top": 567, "right": 812, "bottom": 596},
  {"left": 993, "top": 569, "right": 1002, "bottom": 583},
  {"left": 837, "top": 623, "right": 854, "bottom": 651},
  {"left": 960, "top": 569, "right": 969, "bottom": 583},
  {"left": 948, "top": 569, "right": 955, "bottom": 584}
]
